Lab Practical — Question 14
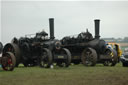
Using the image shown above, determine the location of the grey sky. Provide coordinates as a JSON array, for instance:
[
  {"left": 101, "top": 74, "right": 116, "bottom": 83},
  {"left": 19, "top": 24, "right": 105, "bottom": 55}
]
[{"left": 1, "top": 1, "right": 128, "bottom": 44}]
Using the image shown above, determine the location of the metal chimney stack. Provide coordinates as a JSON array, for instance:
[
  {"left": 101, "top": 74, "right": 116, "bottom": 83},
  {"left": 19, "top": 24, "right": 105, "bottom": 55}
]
[
  {"left": 94, "top": 19, "right": 100, "bottom": 39},
  {"left": 49, "top": 18, "right": 55, "bottom": 40}
]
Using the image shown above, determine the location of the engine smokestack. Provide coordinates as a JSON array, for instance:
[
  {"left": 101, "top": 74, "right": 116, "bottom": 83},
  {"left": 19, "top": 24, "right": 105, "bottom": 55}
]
[
  {"left": 49, "top": 18, "right": 55, "bottom": 39},
  {"left": 94, "top": 19, "right": 100, "bottom": 39}
]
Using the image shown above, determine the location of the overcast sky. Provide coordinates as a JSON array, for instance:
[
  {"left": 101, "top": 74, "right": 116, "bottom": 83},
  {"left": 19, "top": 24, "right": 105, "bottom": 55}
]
[{"left": 1, "top": 1, "right": 128, "bottom": 44}]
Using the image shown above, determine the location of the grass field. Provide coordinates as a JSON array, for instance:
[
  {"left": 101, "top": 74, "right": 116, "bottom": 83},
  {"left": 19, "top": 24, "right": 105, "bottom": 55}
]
[
  {"left": 0, "top": 63, "right": 128, "bottom": 85},
  {"left": 0, "top": 45, "right": 128, "bottom": 85}
]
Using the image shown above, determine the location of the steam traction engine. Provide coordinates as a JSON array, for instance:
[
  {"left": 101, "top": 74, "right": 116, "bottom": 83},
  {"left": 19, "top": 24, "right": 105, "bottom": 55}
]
[
  {"left": 0, "top": 42, "right": 16, "bottom": 71},
  {"left": 61, "top": 19, "right": 118, "bottom": 66},
  {"left": 3, "top": 18, "right": 71, "bottom": 68}
]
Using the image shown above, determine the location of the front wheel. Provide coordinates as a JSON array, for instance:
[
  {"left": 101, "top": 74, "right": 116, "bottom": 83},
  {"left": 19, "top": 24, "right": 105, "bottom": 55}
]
[
  {"left": 103, "top": 49, "right": 117, "bottom": 66},
  {"left": 57, "top": 48, "right": 71, "bottom": 67},
  {"left": 39, "top": 48, "right": 53, "bottom": 68},
  {"left": 111, "top": 49, "right": 118, "bottom": 66},
  {"left": 1, "top": 52, "right": 16, "bottom": 71},
  {"left": 3, "top": 43, "right": 21, "bottom": 67},
  {"left": 81, "top": 48, "right": 97, "bottom": 66}
]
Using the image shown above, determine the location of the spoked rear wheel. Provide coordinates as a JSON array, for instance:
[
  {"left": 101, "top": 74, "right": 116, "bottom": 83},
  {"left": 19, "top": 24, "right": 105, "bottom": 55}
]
[
  {"left": 39, "top": 48, "right": 53, "bottom": 68},
  {"left": 81, "top": 48, "right": 97, "bottom": 66},
  {"left": 1, "top": 52, "right": 16, "bottom": 71}
]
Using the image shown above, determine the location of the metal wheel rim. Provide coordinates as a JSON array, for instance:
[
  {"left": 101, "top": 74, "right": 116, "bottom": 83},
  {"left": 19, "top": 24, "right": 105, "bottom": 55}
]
[{"left": 2, "top": 54, "right": 14, "bottom": 71}]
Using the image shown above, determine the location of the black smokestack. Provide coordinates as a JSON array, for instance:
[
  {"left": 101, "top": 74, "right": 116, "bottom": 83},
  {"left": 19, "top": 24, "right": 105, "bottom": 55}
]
[
  {"left": 49, "top": 18, "right": 55, "bottom": 39},
  {"left": 94, "top": 19, "right": 100, "bottom": 39}
]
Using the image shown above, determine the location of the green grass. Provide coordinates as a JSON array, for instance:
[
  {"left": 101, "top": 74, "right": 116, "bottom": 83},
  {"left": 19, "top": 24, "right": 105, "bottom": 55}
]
[{"left": 0, "top": 63, "right": 128, "bottom": 85}]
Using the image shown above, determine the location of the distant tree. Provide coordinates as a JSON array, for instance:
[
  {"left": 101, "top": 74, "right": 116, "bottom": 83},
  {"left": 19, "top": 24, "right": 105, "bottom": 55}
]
[
  {"left": 124, "top": 37, "right": 128, "bottom": 42},
  {"left": 117, "top": 38, "right": 122, "bottom": 40}
]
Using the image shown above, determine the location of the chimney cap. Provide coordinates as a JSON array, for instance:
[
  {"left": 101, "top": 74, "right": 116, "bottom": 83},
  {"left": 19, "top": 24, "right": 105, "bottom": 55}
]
[
  {"left": 49, "top": 18, "right": 54, "bottom": 20},
  {"left": 94, "top": 19, "right": 100, "bottom": 21}
]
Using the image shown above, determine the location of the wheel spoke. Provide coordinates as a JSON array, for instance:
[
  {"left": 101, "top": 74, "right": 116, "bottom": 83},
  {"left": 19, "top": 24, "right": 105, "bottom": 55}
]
[{"left": 81, "top": 48, "right": 97, "bottom": 66}]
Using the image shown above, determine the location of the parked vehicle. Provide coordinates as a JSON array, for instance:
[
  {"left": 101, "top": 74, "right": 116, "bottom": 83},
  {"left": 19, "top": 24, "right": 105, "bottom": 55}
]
[
  {"left": 120, "top": 48, "right": 128, "bottom": 67},
  {"left": 0, "top": 42, "right": 16, "bottom": 71},
  {"left": 61, "top": 19, "right": 118, "bottom": 66},
  {"left": 107, "top": 42, "right": 122, "bottom": 62},
  {"left": 3, "top": 18, "right": 71, "bottom": 68}
]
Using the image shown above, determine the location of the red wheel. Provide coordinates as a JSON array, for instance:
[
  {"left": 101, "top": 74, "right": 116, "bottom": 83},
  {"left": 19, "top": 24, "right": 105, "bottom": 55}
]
[
  {"left": 1, "top": 52, "right": 16, "bottom": 71},
  {"left": 3, "top": 43, "right": 21, "bottom": 67}
]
